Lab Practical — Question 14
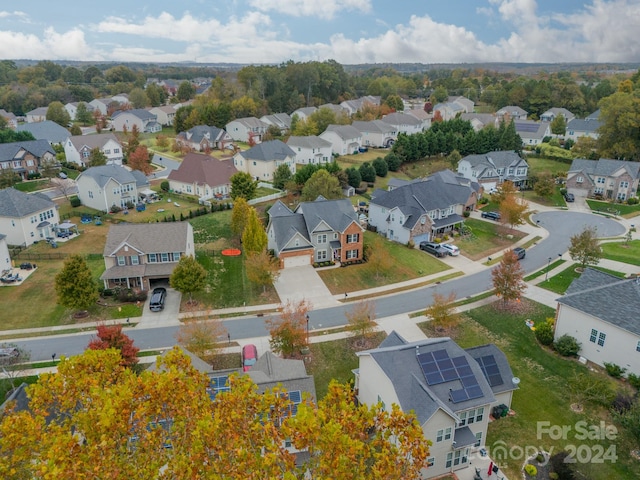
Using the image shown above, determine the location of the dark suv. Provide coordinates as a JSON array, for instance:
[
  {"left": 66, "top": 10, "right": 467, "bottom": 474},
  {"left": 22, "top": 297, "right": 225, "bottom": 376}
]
[
  {"left": 149, "top": 287, "right": 167, "bottom": 312},
  {"left": 564, "top": 192, "right": 575, "bottom": 202},
  {"left": 419, "top": 241, "right": 447, "bottom": 258},
  {"left": 481, "top": 211, "right": 501, "bottom": 221},
  {"left": 513, "top": 247, "right": 526, "bottom": 260}
]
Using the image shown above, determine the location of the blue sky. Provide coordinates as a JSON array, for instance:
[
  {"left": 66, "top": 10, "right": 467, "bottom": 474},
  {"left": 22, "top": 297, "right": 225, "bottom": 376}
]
[{"left": 0, "top": 0, "right": 639, "bottom": 64}]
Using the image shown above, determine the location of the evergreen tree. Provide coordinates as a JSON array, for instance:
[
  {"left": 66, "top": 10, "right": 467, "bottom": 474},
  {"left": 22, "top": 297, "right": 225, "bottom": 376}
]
[
  {"left": 359, "top": 162, "right": 376, "bottom": 183},
  {"left": 272, "top": 164, "right": 292, "bottom": 190},
  {"left": 242, "top": 209, "right": 268, "bottom": 255},
  {"left": 345, "top": 167, "right": 362, "bottom": 188},
  {"left": 230, "top": 172, "right": 258, "bottom": 200},
  {"left": 55, "top": 255, "right": 98, "bottom": 312},
  {"left": 372, "top": 157, "right": 388, "bottom": 177}
]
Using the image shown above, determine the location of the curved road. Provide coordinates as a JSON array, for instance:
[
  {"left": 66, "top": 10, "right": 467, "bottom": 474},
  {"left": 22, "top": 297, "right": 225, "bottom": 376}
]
[{"left": 18, "top": 211, "right": 625, "bottom": 361}]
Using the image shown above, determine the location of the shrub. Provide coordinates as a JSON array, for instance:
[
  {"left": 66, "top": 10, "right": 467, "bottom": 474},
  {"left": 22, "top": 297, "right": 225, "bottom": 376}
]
[
  {"left": 479, "top": 197, "right": 489, "bottom": 204},
  {"left": 524, "top": 464, "right": 537, "bottom": 476},
  {"left": 627, "top": 373, "right": 640, "bottom": 391},
  {"left": 70, "top": 196, "right": 81, "bottom": 208},
  {"left": 463, "top": 210, "right": 470, "bottom": 218},
  {"left": 549, "top": 473, "right": 559, "bottom": 480},
  {"left": 604, "top": 362, "right": 627, "bottom": 378},
  {"left": 611, "top": 392, "right": 634, "bottom": 414},
  {"left": 554, "top": 334, "right": 580, "bottom": 357},
  {"left": 110, "top": 205, "right": 122, "bottom": 213},
  {"left": 536, "top": 453, "right": 545, "bottom": 463},
  {"left": 160, "top": 180, "right": 170, "bottom": 192},
  {"left": 535, "top": 321, "right": 555, "bottom": 346},
  {"left": 628, "top": 197, "right": 639, "bottom": 205},
  {"left": 407, "top": 240, "right": 415, "bottom": 249}
]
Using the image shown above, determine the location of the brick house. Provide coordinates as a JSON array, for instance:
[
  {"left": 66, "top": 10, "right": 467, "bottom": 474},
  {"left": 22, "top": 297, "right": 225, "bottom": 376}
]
[{"left": 566, "top": 158, "right": 640, "bottom": 201}]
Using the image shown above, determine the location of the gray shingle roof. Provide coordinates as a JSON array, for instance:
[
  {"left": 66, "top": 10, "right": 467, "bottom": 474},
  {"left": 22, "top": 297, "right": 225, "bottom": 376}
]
[
  {"left": 568, "top": 158, "right": 640, "bottom": 179},
  {"left": 567, "top": 118, "right": 601, "bottom": 133},
  {"left": 247, "top": 351, "right": 316, "bottom": 401},
  {"left": 558, "top": 268, "right": 640, "bottom": 336},
  {"left": 178, "top": 125, "right": 226, "bottom": 142},
  {"left": 291, "top": 107, "right": 317, "bottom": 117},
  {"left": 261, "top": 113, "right": 292, "bottom": 129},
  {"left": 324, "top": 124, "right": 361, "bottom": 140},
  {"left": 230, "top": 116, "right": 268, "bottom": 129},
  {"left": 240, "top": 140, "right": 295, "bottom": 161},
  {"left": 286, "top": 135, "right": 332, "bottom": 150},
  {"left": 68, "top": 133, "right": 121, "bottom": 151},
  {"left": 78, "top": 165, "right": 144, "bottom": 188},
  {"left": 0, "top": 187, "right": 55, "bottom": 218},
  {"left": 497, "top": 106, "right": 528, "bottom": 116},
  {"left": 0, "top": 139, "right": 55, "bottom": 162},
  {"left": 352, "top": 120, "right": 396, "bottom": 134},
  {"left": 461, "top": 150, "right": 527, "bottom": 173},
  {"left": 514, "top": 120, "right": 550, "bottom": 140},
  {"left": 382, "top": 112, "right": 421, "bottom": 126},
  {"left": 112, "top": 108, "right": 156, "bottom": 121},
  {"left": 103, "top": 222, "right": 191, "bottom": 256},
  {"left": 16, "top": 121, "right": 70, "bottom": 144},
  {"left": 465, "top": 344, "right": 518, "bottom": 395}
]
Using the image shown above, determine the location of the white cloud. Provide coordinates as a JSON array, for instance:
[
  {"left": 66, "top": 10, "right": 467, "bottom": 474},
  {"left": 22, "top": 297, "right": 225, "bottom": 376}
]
[
  {"left": 0, "top": 27, "right": 98, "bottom": 61},
  {"left": 0, "top": 11, "right": 27, "bottom": 19},
  {"left": 249, "top": 0, "right": 371, "bottom": 20}
]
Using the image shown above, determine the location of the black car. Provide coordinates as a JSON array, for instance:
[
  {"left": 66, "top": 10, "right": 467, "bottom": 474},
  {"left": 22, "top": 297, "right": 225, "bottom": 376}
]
[
  {"left": 481, "top": 211, "right": 501, "bottom": 220},
  {"left": 564, "top": 192, "right": 575, "bottom": 202},
  {"left": 419, "top": 241, "right": 447, "bottom": 258},
  {"left": 513, "top": 247, "right": 526, "bottom": 260},
  {"left": 149, "top": 287, "right": 167, "bottom": 312}
]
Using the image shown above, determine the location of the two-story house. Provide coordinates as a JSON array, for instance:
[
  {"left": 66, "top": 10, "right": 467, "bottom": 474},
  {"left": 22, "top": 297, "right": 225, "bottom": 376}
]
[
  {"left": 352, "top": 120, "right": 397, "bottom": 148},
  {"left": 319, "top": 125, "right": 362, "bottom": 155},
  {"left": 64, "top": 102, "right": 94, "bottom": 121},
  {"left": 566, "top": 111, "right": 601, "bottom": 142},
  {"left": 457, "top": 151, "right": 529, "bottom": 192},
  {"left": 89, "top": 97, "right": 120, "bottom": 116},
  {"left": 233, "top": 140, "right": 296, "bottom": 182},
  {"left": 260, "top": 113, "right": 292, "bottom": 134},
  {"left": 76, "top": 165, "right": 150, "bottom": 212},
  {"left": 290, "top": 107, "right": 317, "bottom": 122},
  {"left": 0, "top": 188, "right": 59, "bottom": 247},
  {"left": 168, "top": 153, "right": 237, "bottom": 201},
  {"left": 381, "top": 112, "right": 424, "bottom": 135},
  {"left": 148, "top": 106, "right": 177, "bottom": 127},
  {"left": 225, "top": 117, "right": 269, "bottom": 144},
  {"left": 496, "top": 106, "right": 528, "bottom": 122},
  {"left": 25, "top": 107, "right": 48, "bottom": 123},
  {"left": 286, "top": 136, "right": 332, "bottom": 165},
  {"left": 267, "top": 197, "right": 364, "bottom": 268},
  {"left": 64, "top": 133, "right": 124, "bottom": 167},
  {"left": 175, "top": 125, "right": 233, "bottom": 152},
  {"left": 566, "top": 158, "right": 640, "bottom": 201},
  {"left": 355, "top": 333, "right": 517, "bottom": 479},
  {"left": 16, "top": 120, "right": 71, "bottom": 145},
  {"left": 111, "top": 109, "right": 161, "bottom": 133},
  {"left": 339, "top": 96, "right": 381, "bottom": 116},
  {"left": 0, "top": 109, "right": 18, "bottom": 129},
  {"left": 514, "top": 120, "right": 550, "bottom": 146},
  {"left": 100, "top": 222, "right": 194, "bottom": 291},
  {"left": 368, "top": 170, "right": 479, "bottom": 245},
  {"left": 0, "top": 140, "right": 56, "bottom": 180},
  {"left": 540, "top": 107, "right": 575, "bottom": 123}
]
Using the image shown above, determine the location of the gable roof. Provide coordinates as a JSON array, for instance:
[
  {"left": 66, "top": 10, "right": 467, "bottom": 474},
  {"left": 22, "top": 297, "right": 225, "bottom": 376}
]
[
  {"left": 0, "top": 187, "right": 55, "bottom": 217},
  {"left": 323, "top": 124, "right": 362, "bottom": 140},
  {"left": 514, "top": 120, "right": 550, "bottom": 140},
  {"left": 558, "top": 268, "right": 640, "bottom": 336},
  {"left": 112, "top": 108, "right": 156, "bottom": 121},
  {"left": 78, "top": 164, "right": 147, "bottom": 188},
  {"left": 147, "top": 346, "right": 214, "bottom": 374},
  {"left": 168, "top": 153, "right": 237, "bottom": 186},
  {"left": 406, "top": 108, "right": 432, "bottom": 121},
  {"left": 16, "top": 120, "right": 70, "bottom": 144},
  {"left": 286, "top": 135, "right": 332, "bottom": 150},
  {"left": 68, "top": 133, "right": 121, "bottom": 151},
  {"left": 260, "top": 113, "right": 292, "bottom": 129},
  {"left": 461, "top": 150, "right": 526, "bottom": 170},
  {"left": 228, "top": 116, "right": 268, "bottom": 129},
  {"left": 541, "top": 107, "right": 574, "bottom": 119},
  {"left": 240, "top": 140, "right": 295, "bottom": 162},
  {"left": 0, "top": 139, "right": 55, "bottom": 161},
  {"left": 382, "top": 112, "right": 421, "bottom": 126},
  {"left": 103, "top": 222, "right": 191, "bottom": 256},
  {"left": 291, "top": 107, "right": 317, "bottom": 118},
  {"left": 352, "top": 120, "right": 396, "bottom": 134},
  {"left": 246, "top": 351, "right": 316, "bottom": 400},
  {"left": 568, "top": 158, "right": 640, "bottom": 179},
  {"left": 464, "top": 344, "right": 517, "bottom": 395},
  {"left": 26, "top": 107, "right": 48, "bottom": 116},
  {"left": 586, "top": 109, "right": 601, "bottom": 121},
  {"left": 567, "top": 118, "right": 601, "bottom": 133},
  {"left": 178, "top": 125, "right": 227, "bottom": 142},
  {"left": 497, "top": 105, "right": 528, "bottom": 117}
]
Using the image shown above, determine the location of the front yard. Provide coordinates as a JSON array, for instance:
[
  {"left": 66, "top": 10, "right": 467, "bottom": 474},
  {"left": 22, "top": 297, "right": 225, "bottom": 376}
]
[
  {"left": 587, "top": 199, "right": 640, "bottom": 218},
  {"left": 601, "top": 240, "right": 640, "bottom": 267},
  {"left": 458, "top": 218, "right": 527, "bottom": 260}
]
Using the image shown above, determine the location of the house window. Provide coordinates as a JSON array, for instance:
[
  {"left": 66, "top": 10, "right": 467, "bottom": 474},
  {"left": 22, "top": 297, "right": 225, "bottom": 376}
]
[
  {"left": 597, "top": 177, "right": 605, "bottom": 184},
  {"left": 253, "top": 161, "right": 257, "bottom": 166},
  {"left": 346, "top": 249, "right": 358, "bottom": 260},
  {"left": 82, "top": 151, "right": 90, "bottom": 158},
  {"left": 117, "top": 256, "right": 126, "bottom": 266},
  {"left": 377, "top": 395, "right": 385, "bottom": 411},
  {"left": 436, "top": 427, "right": 452, "bottom": 443},
  {"left": 26, "top": 160, "right": 33, "bottom": 166},
  {"left": 426, "top": 457, "right": 435, "bottom": 467},
  {"left": 347, "top": 233, "right": 359, "bottom": 243},
  {"left": 114, "top": 149, "right": 120, "bottom": 154},
  {"left": 577, "top": 176, "right": 584, "bottom": 183},
  {"left": 173, "top": 252, "right": 181, "bottom": 261},
  {"left": 333, "top": 233, "right": 338, "bottom": 239},
  {"left": 148, "top": 253, "right": 157, "bottom": 263},
  {"left": 446, "top": 452, "right": 453, "bottom": 468},
  {"left": 621, "top": 181, "right": 629, "bottom": 188},
  {"left": 475, "top": 432, "right": 483, "bottom": 447},
  {"left": 88, "top": 191, "right": 94, "bottom": 199},
  {"left": 517, "top": 168, "right": 526, "bottom": 175},
  {"left": 590, "top": 328, "right": 606, "bottom": 347},
  {"left": 131, "top": 255, "right": 139, "bottom": 265},
  {"left": 104, "top": 149, "right": 110, "bottom": 154},
  {"left": 636, "top": 341, "right": 640, "bottom": 352},
  {"left": 317, "top": 250, "right": 327, "bottom": 261},
  {"left": 161, "top": 253, "right": 169, "bottom": 262},
  {"left": 317, "top": 234, "right": 327, "bottom": 244}
]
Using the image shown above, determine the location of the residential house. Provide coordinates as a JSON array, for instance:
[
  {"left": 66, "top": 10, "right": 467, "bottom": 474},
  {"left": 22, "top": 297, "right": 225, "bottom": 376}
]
[
  {"left": 233, "top": 140, "right": 295, "bottom": 181},
  {"left": 100, "top": 222, "right": 194, "bottom": 291},
  {"left": 0, "top": 234, "right": 10, "bottom": 271},
  {"left": 0, "top": 109, "right": 18, "bottom": 129},
  {"left": 433, "top": 96, "right": 474, "bottom": 122},
  {"left": 64, "top": 102, "right": 94, "bottom": 121},
  {"left": 319, "top": 124, "right": 362, "bottom": 155},
  {"left": 148, "top": 106, "right": 177, "bottom": 127},
  {"left": 266, "top": 197, "right": 364, "bottom": 268},
  {"left": 111, "top": 109, "right": 161, "bottom": 133},
  {"left": 25, "top": 107, "right": 48, "bottom": 123},
  {"left": 457, "top": 150, "right": 529, "bottom": 192},
  {"left": 540, "top": 108, "right": 575, "bottom": 123},
  {"left": 355, "top": 333, "right": 517, "bottom": 479},
  {"left": 368, "top": 170, "right": 479, "bottom": 245},
  {"left": 290, "top": 107, "right": 317, "bottom": 122},
  {"left": 566, "top": 117, "right": 601, "bottom": 142},
  {"left": 405, "top": 108, "right": 433, "bottom": 130},
  {"left": 260, "top": 113, "right": 292, "bottom": 134},
  {"left": 555, "top": 268, "right": 640, "bottom": 376},
  {"left": 565, "top": 158, "right": 640, "bottom": 201},
  {"left": 460, "top": 113, "right": 498, "bottom": 132},
  {"left": 111, "top": 93, "right": 130, "bottom": 105},
  {"left": 176, "top": 125, "right": 233, "bottom": 152},
  {"left": 496, "top": 106, "right": 528, "bottom": 121},
  {"left": 317, "top": 103, "right": 348, "bottom": 118},
  {"left": 382, "top": 111, "right": 425, "bottom": 135},
  {"left": 16, "top": 120, "right": 70, "bottom": 145},
  {"left": 225, "top": 117, "right": 269, "bottom": 143},
  {"left": 246, "top": 351, "right": 316, "bottom": 400},
  {"left": 89, "top": 97, "right": 120, "bottom": 116},
  {"left": 64, "top": 133, "right": 124, "bottom": 167},
  {"left": 0, "top": 140, "right": 56, "bottom": 180},
  {"left": 352, "top": 120, "right": 397, "bottom": 148},
  {"left": 76, "top": 164, "right": 150, "bottom": 212},
  {"left": 448, "top": 96, "right": 474, "bottom": 113},
  {"left": 0, "top": 187, "right": 59, "bottom": 247},
  {"left": 286, "top": 136, "right": 332, "bottom": 165},
  {"left": 168, "top": 153, "right": 237, "bottom": 200},
  {"left": 514, "top": 120, "right": 550, "bottom": 146},
  {"left": 340, "top": 96, "right": 381, "bottom": 116}
]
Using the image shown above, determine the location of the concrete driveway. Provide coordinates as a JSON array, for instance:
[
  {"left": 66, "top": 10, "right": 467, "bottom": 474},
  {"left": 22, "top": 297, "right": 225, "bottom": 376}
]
[
  {"left": 274, "top": 265, "right": 340, "bottom": 309},
  {"left": 138, "top": 286, "right": 182, "bottom": 328}
]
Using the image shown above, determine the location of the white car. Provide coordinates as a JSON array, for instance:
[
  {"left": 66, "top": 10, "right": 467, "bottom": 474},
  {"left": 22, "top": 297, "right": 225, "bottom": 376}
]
[{"left": 440, "top": 244, "right": 460, "bottom": 256}]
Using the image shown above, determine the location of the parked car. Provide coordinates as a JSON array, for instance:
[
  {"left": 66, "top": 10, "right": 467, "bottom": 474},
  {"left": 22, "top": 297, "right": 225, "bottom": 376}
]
[
  {"left": 149, "top": 287, "right": 167, "bottom": 312},
  {"left": 481, "top": 211, "right": 501, "bottom": 220},
  {"left": 513, "top": 247, "right": 526, "bottom": 260},
  {"left": 242, "top": 344, "right": 258, "bottom": 372},
  {"left": 419, "top": 241, "right": 447, "bottom": 258},
  {"left": 440, "top": 244, "right": 460, "bottom": 256},
  {"left": 564, "top": 192, "right": 575, "bottom": 202},
  {"left": 58, "top": 171, "right": 68, "bottom": 179}
]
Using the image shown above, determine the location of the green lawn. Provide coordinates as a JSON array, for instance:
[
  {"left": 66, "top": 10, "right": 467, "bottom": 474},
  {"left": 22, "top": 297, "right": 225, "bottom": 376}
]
[
  {"left": 526, "top": 157, "right": 571, "bottom": 177},
  {"left": 587, "top": 199, "right": 640, "bottom": 218},
  {"left": 524, "top": 259, "right": 566, "bottom": 281},
  {"left": 538, "top": 264, "right": 627, "bottom": 294},
  {"left": 601, "top": 240, "right": 640, "bottom": 267},
  {"left": 420, "top": 300, "right": 636, "bottom": 480},
  {"left": 317, "top": 231, "right": 450, "bottom": 294},
  {"left": 13, "top": 179, "right": 51, "bottom": 192},
  {"left": 459, "top": 218, "right": 526, "bottom": 260},
  {"left": 522, "top": 185, "right": 567, "bottom": 208}
]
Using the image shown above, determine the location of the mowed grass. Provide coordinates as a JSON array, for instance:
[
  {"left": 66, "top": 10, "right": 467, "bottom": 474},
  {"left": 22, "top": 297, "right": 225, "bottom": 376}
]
[
  {"left": 526, "top": 156, "right": 571, "bottom": 178},
  {"left": 522, "top": 185, "right": 567, "bottom": 208},
  {"left": 14, "top": 179, "right": 51, "bottom": 192},
  {"left": 587, "top": 199, "right": 640, "bottom": 218},
  {"left": 459, "top": 218, "right": 526, "bottom": 260},
  {"left": 317, "top": 231, "right": 450, "bottom": 294},
  {"left": 420, "top": 300, "right": 635, "bottom": 480},
  {"left": 601, "top": 240, "right": 640, "bottom": 267}
]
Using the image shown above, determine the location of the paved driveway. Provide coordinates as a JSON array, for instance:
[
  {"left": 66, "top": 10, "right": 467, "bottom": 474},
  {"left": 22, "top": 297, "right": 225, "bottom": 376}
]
[
  {"left": 138, "top": 286, "right": 182, "bottom": 328},
  {"left": 274, "top": 265, "right": 339, "bottom": 309}
]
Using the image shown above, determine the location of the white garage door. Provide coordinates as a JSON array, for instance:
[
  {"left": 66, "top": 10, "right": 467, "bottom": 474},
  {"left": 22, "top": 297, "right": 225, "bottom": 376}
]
[{"left": 283, "top": 255, "right": 311, "bottom": 268}]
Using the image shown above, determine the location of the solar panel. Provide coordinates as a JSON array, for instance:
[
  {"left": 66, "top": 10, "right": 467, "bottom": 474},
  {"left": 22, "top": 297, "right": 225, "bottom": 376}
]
[
  {"left": 423, "top": 362, "right": 439, "bottom": 374},
  {"left": 452, "top": 356, "right": 468, "bottom": 368},
  {"left": 419, "top": 352, "right": 434, "bottom": 363},
  {"left": 433, "top": 349, "right": 449, "bottom": 361},
  {"left": 441, "top": 368, "right": 458, "bottom": 382},
  {"left": 466, "top": 385, "right": 484, "bottom": 400},
  {"left": 461, "top": 375, "right": 478, "bottom": 388},
  {"left": 439, "top": 358, "right": 454, "bottom": 370},
  {"left": 209, "top": 376, "right": 230, "bottom": 400},
  {"left": 481, "top": 355, "right": 497, "bottom": 366},
  {"left": 288, "top": 390, "right": 302, "bottom": 403},
  {"left": 426, "top": 371, "right": 444, "bottom": 385},
  {"left": 476, "top": 355, "right": 504, "bottom": 387},
  {"left": 456, "top": 365, "right": 473, "bottom": 378},
  {"left": 489, "top": 374, "right": 504, "bottom": 387},
  {"left": 450, "top": 389, "right": 468, "bottom": 403},
  {"left": 516, "top": 123, "right": 540, "bottom": 133}
]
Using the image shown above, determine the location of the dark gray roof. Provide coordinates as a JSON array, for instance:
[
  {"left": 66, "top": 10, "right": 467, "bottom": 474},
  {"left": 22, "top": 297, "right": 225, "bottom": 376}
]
[
  {"left": 16, "top": 120, "right": 70, "bottom": 144},
  {"left": 324, "top": 124, "right": 362, "bottom": 140},
  {"left": 360, "top": 335, "right": 497, "bottom": 424},
  {"left": 268, "top": 200, "right": 294, "bottom": 218},
  {"left": 147, "top": 346, "right": 214, "bottom": 374},
  {"left": 558, "top": 268, "right": 640, "bottom": 336},
  {"left": 78, "top": 165, "right": 142, "bottom": 188},
  {"left": 103, "top": 222, "right": 191, "bottom": 256},
  {"left": 465, "top": 344, "right": 518, "bottom": 395},
  {"left": 247, "top": 351, "right": 316, "bottom": 401},
  {"left": 240, "top": 140, "right": 295, "bottom": 162},
  {"left": 461, "top": 151, "right": 526, "bottom": 170},
  {"left": 0, "top": 382, "right": 29, "bottom": 414},
  {"left": 382, "top": 112, "right": 421, "bottom": 126},
  {"left": 568, "top": 158, "right": 640, "bottom": 179},
  {"left": 586, "top": 109, "right": 601, "bottom": 121},
  {"left": 178, "top": 125, "right": 227, "bottom": 142},
  {"left": 113, "top": 108, "right": 156, "bottom": 121},
  {"left": 0, "top": 139, "right": 55, "bottom": 162},
  {"left": 0, "top": 187, "right": 55, "bottom": 218},
  {"left": 514, "top": 120, "right": 550, "bottom": 139},
  {"left": 567, "top": 118, "right": 601, "bottom": 133},
  {"left": 130, "top": 169, "right": 151, "bottom": 188},
  {"left": 286, "top": 135, "right": 332, "bottom": 150},
  {"left": 352, "top": 120, "right": 396, "bottom": 134},
  {"left": 454, "top": 426, "right": 478, "bottom": 447}
]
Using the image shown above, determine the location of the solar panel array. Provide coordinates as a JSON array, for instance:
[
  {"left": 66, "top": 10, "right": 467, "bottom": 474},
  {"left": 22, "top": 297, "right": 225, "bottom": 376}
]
[
  {"left": 476, "top": 355, "right": 504, "bottom": 387},
  {"left": 208, "top": 375, "right": 231, "bottom": 400},
  {"left": 417, "top": 349, "right": 484, "bottom": 404},
  {"left": 515, "top": 122, "right": 540, "bottom": 133},
  {"left": 282, "top": 390, "right": 302, "bottom": 417}
]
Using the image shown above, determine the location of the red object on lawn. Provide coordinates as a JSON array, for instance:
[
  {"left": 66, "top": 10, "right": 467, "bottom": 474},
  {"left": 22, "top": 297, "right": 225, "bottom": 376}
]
[
  {"left": 221, "top": 248, "right": 242, "bottom": 256},
  {"left": 488, "top": 461, "right": 494, "bottom": 476}
]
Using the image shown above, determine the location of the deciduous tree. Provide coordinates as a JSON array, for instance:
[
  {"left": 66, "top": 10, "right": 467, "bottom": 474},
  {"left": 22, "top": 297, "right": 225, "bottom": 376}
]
[
  {"left": 345, "top": 300, "right": 377, "bottom": 343},
  {"left": 242, "top": 208, "right": 268, "bottom": 255},
  {"left": 245, "top": 249, "right": 280, "bottom": 293},
  {"left": 87, "top": 147, "right": 107, "bottom": 167},
  {"left": 533, "top": 171, "right": 555, "bottom": 198},
  {"left": 75, "top": 102, "right": 93, "bottom": 125},
  {"left": 425, "top": 292, "right": 460, "bottom": 331},
  {"left": 46, "top": 100, "right": 70, "bottom": 127},
  {"left": 550, "top": 115, "right": 567, "bottom": 136},
  {"left": 598, "top": 91, "right": 640, "bottom": 160},
  {"left": 55, "top": 254, "right": 99, "bottom": 313},
  {"left": 365, "top": 235, "right": 393, "bottom": 279},
  {"left": 87, "top": 324, "right": 139, "bottom": 368},
  {"left": 568, "top": 226, "right": 601, "bottom": 269},
  {"left": 175, "top": 314, "right": 228, "bottom": 361},
  {"left": 231, "top": 197, "right": 252, "bottom": 238},
  {"left": 128, "top": 145, "right": 152, "bottom": 175},
  {"left": 272, "top": 163, "right": 292, "bottom": 190},
  {"left": 230, "top": 171, "right": 258, "bottom": 200},
  {"left": 170, "top": 255, "right": 207, "bottom": 305},
  {"left": 301, "top": 169, "right": 343, "bottom": 201},
  {"left": 491, "top": 250, "right": 526, "bottom": 308},
  {"left": 266, "top": 299, "right": 311, "bottom": 358},
  {"left": 499, "top": 193, "right": 528, "bottom": 230}
]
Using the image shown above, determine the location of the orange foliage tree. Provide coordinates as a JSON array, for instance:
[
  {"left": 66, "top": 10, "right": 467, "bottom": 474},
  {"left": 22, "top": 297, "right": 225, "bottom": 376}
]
[
  {"left": 491, "top": 249, "right": 526, "bottom": 308},
  {"left": 128, "top": 145, "right": 152, "bottom": 175},
  {"left": 266, "top": 299, "right": 311, "bottom": 358},
  {"left": 87, "top": 324, "right": 139, "bottom": 367}
]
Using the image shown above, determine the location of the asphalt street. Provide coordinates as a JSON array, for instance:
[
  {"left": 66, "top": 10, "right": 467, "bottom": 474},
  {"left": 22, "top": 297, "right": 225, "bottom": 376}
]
[{"left": 16, "top": 211, "right": 625, "bottom": 361}]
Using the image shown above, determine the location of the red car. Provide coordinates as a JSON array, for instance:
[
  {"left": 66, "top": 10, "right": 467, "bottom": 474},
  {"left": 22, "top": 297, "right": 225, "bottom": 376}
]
[{"left": 242, "top": 344, "right": 258, "bottom": 372}]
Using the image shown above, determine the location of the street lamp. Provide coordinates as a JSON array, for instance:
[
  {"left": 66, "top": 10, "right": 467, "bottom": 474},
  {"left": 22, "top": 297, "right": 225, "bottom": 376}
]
[
  {"left": 305, "top": 314, "right": 310, "bottom": 345},
  {"left": 545, "top": 257, "right": 552, "bottom": 282}
]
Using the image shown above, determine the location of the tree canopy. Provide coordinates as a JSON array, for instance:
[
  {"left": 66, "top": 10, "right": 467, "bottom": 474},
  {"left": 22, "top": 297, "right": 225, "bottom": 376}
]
[
  {"left": 170, "top": 255, "right": 207, "bottom": 304},
  {"left": 301, "top": 169, "right": 343, "bottom": 201},
  {"left": 568, "top": 226, "right": 602, "bottom": 269},
  {"left": 230, "top": 172, "right": 258, "bottom": 200},
  {"left": 54, "top": 254, "right": 98, "bottom": 312}
]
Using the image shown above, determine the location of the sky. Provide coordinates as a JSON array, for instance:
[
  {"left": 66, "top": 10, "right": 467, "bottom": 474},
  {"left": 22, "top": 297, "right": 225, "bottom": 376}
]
[{"left": 0, "top": 0, "right": 639, "bottom": 64}]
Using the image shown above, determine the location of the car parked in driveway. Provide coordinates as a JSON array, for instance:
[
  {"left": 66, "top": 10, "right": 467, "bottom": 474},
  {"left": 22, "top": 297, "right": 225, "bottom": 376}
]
[
  {"left": 481, "top": 211, "right": 501, "bottom": 220},
  {"left": 440, "top": 243, "right": 460, "bottom": 256},
  {"left": 419, "top": 241, "right": 447, "bottom": 258},
  {"left": 512, "top": 247, "right": 526, "bottom": 260},
  {"left": 564, "top": 192, "right": 575, "bottom": 202},
  {"left": 149, "top": 287, "right": 167, "bottom": 312},
  {"left": 242, "top": 344, "right": 258, "bottom": 372}
]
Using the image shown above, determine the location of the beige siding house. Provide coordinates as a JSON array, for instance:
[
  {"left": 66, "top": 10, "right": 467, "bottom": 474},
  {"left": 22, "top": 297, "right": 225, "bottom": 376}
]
[
  {"left": 76, "top": 165, "right": 149, "bottom": 212},
  {"left": 0, "top": 188, "right": 59, "bottom": 247},
  {"left": 64, "top": 133, "right": 124, "bottom": 167},
  {"left": 233, "top": 140, "right": 295, "bottom": 181},
  {"left": 168, "top": 153, "right": 237, "bottom": 200}
]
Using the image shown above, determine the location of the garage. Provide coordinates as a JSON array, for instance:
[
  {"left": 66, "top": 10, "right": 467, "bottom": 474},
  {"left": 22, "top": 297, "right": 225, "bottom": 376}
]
[{"left": 283, "top": 255, "right": 311, "bottom": 268}]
